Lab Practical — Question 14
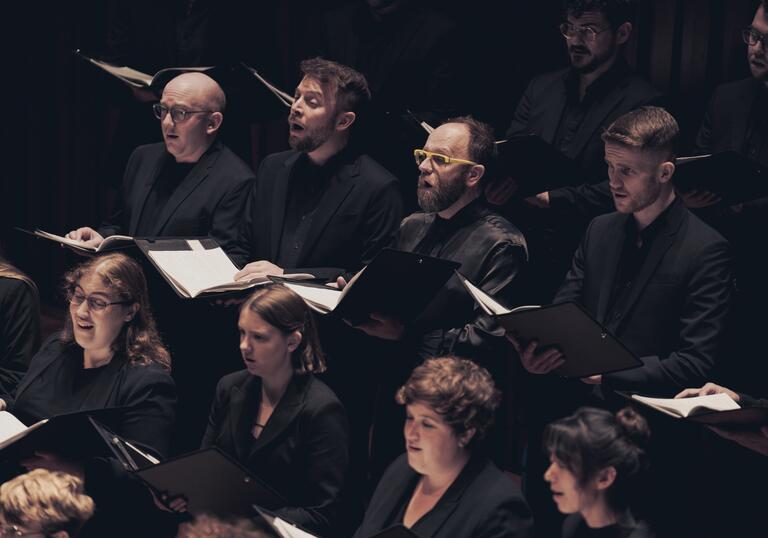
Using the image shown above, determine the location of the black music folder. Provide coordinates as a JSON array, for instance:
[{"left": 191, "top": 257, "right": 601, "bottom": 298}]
[
  {"left": 674, "top": 151, "right": 768, "bottom": 205},
  {"left": 273, "top": 248, "right": 461, "bottom": 325},
  {"left": 496, "top": 135, "right": 586, "bottom": 198},
  {"left": 619, "top": 392, "right": 768, "bottom": 426},
  {"left": 458, "top": 273, "right": 641, "bottom": 378},
  {"left": 134, "top": 447, "right": 286, "bottom": 517},
  {"left": 0, "top": 408, "right": 124, "bottom": 462}
]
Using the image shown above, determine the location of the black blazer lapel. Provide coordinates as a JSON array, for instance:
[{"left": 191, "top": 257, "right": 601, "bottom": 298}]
[
  {"left": 539, "top": 73, "right": 569, "bottom": 144},
  {"left": 128, "top": 153, "right": 167, "bottom": 235},
  {"left": 595, "top": 214, "right": 628, "bottom": 324},
  {"left": 611, "top": 203, "right": 685, "bottom": 330},
  {"left": 247, "top": 375, "right": 307, "bottom": 462},
  {"left": 269, "top": 153, "right": 301, "bottom": 260},
  {"left": 230, "top": 376, "right": 260, "bottom": 464},
  {"left": 150, "top": 143, "right": 221, "bottom": 236},
  {"left": 569, "top": 85, "right": 628, "bottom": 159},
  {"left": 295, "top": 162, "right": 357, "bottom": 265},
  {"left": 729, "top": 81, "right": 759, "bottom": 152}
]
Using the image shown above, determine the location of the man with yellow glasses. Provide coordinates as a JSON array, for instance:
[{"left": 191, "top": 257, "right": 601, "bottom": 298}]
[{"left": 348, "top": 116, "right": 528, "bottom": 474}]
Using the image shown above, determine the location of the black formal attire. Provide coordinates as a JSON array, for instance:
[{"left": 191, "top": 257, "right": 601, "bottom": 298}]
[
  {"left": 99, "top": 140, "right": 254, "bottom": 252},
  {"left": 0, "top": 277, "right": 39, "bottom": 402},
  {"left": 353, "top": 453, "right": 533, "bottom": 538},
  {"left": 201, "top": 370, "right": 349, "bottom": 536},
  {"left": 694, "top": 77, "right": 768, "bottom": 394},
  {"left": 228, "top": 147, "right": 403, "bottom": 279},
  {"left": 503, "top": 60, "right": 660, "bottom": 303},
  {"left": 8, "top": 333, "right": 177, "bottom": 537},
  {"left": 554, "top": 197, "right": 733, "bottom": 396},
  {"left": 561, "top": 514, "right": 654, "bottom": 538},
  {"left": 369, "top": 199, "right": 527, "bottom": 478}
]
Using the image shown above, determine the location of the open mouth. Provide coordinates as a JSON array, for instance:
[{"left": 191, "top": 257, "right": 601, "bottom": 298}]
[
  {"left": 289, "top": 121, "right": 305, "bottom": 132},
  {"left": 76, "top": 321, "right": 94, "bottom": 330}
]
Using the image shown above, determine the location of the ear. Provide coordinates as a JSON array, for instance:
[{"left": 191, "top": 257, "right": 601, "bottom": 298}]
[
  {"left": 658, "top": 161, "right": 675, "bottom": 184},
  {"left": 615, "top": 22, "right": 632, "bottom": 45},
  {"left": 594, "top": 466, "right": 617, "bottom": 491},
  {"left": 124, "top": 303, "right": 140, "bottom": 323},
  {"left": 335, "top": 111, "right": 356, "bottom": 132},
  {"left": 465, "top": 164, "right": 486, "bottom": 188},
  {"left": 207, "top": 111, "right": 224, "bottom": 134},
  {"left": 458, "top": 427, "right": 476, "bottom": 449},
  {"left": 286, "top": 330, "right": 302, "bottom": 353}
]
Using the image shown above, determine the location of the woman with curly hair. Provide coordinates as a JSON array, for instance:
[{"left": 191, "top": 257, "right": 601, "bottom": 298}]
[
  {"left": 543, "top": 406, "right": 654, "bottom": 538},
  {"left": 0, "top": 253, "right": 177, "bottom": 537},
  {"left": 354, "top": 357, "right": 533, "bottom": 538}
]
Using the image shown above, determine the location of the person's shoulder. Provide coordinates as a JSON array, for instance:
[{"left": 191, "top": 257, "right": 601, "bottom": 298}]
[
  {"left": 212, "top": 142, "right": 257, "bottom": 180},
  {"left": 216, "top": 369, "right": 252, "bottom": 391},
  {"left": 123, "top": 360, "right": 174, "bottom": 386},
  {"left": 0, "top": 276, "right": 37, "bottom": 304},
  {"left": 680, "top": 207, "right": 730, "bottom": 250},
  {"left": 528, "top": 67, "right": 571, "bottom": 88},
  {"left": 352, "top": 153, "right": 399, "bottom": 186},
  {"left": 470, "top": 459, "right": 527, "bottom": 502},
  {"left": 476, "top": 207, "right": 528, "bottom": 247},
  {"left": 711, "top": 77, "right": 759, "bottom": 100},
  {"left": 303, "top": 375, "right": 344, "bottom": 412},
  {"left": 130, "top": 142, "right": 166, "bottom": 160}
]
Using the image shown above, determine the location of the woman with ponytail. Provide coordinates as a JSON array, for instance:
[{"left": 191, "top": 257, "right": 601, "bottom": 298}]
[
  {"left": 543, "top": 407, "right": 654, "bottom": 538},
  {"left": 201, "top": 284, "right": 349, "bottom": 537}
]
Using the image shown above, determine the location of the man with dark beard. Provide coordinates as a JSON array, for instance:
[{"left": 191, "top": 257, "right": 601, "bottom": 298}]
[
  {"left": 486, "top": 0, "right": 659, "bottom": 304},
  {"left": 228, "top": 58, "right": 402, "bottom": 280}
]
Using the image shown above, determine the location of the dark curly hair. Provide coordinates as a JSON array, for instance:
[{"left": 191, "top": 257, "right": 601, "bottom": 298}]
[
  {"left": 544, "top": 406, "right": 651, "bottom": 512},
  {"left": 61, "top": 253, "right": 170, "bottom": 370},
  {"left": 564, "top": 0, "right": 638, "bottom": 28},
  {"left": 300, "top": 57, "right": 371, "bottom": 115},
  {"left": 241, "top": 284, "right": 326, "bottom": 375},
  {"left": 396, "top": 357, "right": 501, "bottom": 445}
]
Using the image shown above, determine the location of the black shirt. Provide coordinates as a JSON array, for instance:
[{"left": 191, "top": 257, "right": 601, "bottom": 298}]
[
  {"left": 554, "top": 61, "right": 635, "bottom": 161},
  {"left": 606, "top": 198, "right": 677, "bottom": 320},
  {"left": 277, "top": 148, "right": 352, "bottom": 269},
  {"left": 134, "top": 156, "right": 195, "bottom": 236}
]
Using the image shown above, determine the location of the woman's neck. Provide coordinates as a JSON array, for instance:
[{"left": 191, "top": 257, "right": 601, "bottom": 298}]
[
  {"left": 421, "top": 450, "right": 471, "bottom": 494},
  {"left": 83, "top": 348, "right": 114, "bottom": 369},
  {"left": 581, "top": 497, "right": 619, "bottom": 529},
  {"left": 261, "top": 367, "right": 294, "bottom": 406}
]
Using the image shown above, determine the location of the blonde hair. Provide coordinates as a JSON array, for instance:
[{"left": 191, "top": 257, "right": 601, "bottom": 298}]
[
  {"left": 178, "top": 514, "right": 272, "bottom": 538},
  {"left": 0, "top": 259, "right": 38, "bottom": 294},
  {"left": 0, "top": 469, "right": 95, "bottom": 535}
]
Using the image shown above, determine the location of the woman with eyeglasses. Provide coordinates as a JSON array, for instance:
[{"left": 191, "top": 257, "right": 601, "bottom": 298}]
[
  {"left": 354, "top": 357, "right": 533, "bottom": 538},
  {"left": 543, "top": 407, "right": 654, "bottom": 538},
  {"left": 200, "top": 284, "right": 349, "bottom": 536},
  {"left": 0, "top": 253, "right": 176, "bottom": 537},
  {"left": 0, "top": 257, "right": 40, "bottom": 406}
]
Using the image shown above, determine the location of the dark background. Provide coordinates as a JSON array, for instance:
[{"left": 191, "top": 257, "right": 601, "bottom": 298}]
[{"left": 0, "top": 0, "right": 759, "bottom": 306}]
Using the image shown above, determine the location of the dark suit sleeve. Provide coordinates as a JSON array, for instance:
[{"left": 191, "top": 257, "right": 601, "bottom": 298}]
[
  {"left": 0, "top": 279, "right": 39, "bottom": 401},
  {"left": 276, "top": 397, "right": 349, "bottom": 533},
  {"left": 98, "top": 148, "right": 142, "bottom": 238},
  {"left": 118, "top": 366, "right": 177, "bottom": 459},
  {"left": 450, "top": 242, "right": 527, "bottom": 363},
  {"left": 227, "top": 158, "right": 268, "bottom": 268},
  {"left": 694, "top": 91, "right": 716, "bottom": 154},
  {"left": 603, "top": 239, "right": 734, "bottom": 395},
  {"left": 549, "top": 180, "right": 614, "bottom": 220},
  {"left": 552, "top": 221, "right": 589, "bottom": 305},
  {"left": 506, "top": 79, "right": 536, "bottom": 138},
  {"left": 209, "top": 170, "right": 254, "bottom": 254}
]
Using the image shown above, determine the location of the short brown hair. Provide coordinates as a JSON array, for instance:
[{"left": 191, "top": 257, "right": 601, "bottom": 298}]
[
  {"left": 299, "top": 57, "right": 371, "bottom": 114},
  {"left": 241, "top": 284, "right": 326, "bottom": 375},
  {"left": 396, "top": 357, "right": 501, "bottom": 443},
  {"left": 601, "top": 106, "right": 679, "bottom": 159},
  {"left": 443, "top": 116, "right": 498, "bottom": 170},
  {"left": 61, "top": 253, "right": 171, "bottom": 370},
  {"left": 0, "top": 469, "right": 95, "bottom": 536}
]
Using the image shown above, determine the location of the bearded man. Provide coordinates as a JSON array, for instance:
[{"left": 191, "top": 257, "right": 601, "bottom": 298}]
[{"left": 228, "top": 58, "right": 402, "bottom": 281}]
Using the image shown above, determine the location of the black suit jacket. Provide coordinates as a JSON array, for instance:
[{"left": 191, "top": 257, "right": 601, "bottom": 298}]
[
  {"left": 353, "top": 453, "right": 533, "bottom": 538},
  {"left": 99, "top": 140, "right": 254, "bottom": 252},
  {"left": 508, "top": 63, "right": 659, "bottom": 217},
  {"left": 554, "top": 198, "right": 734, "bottom": 395},
  {"left": 0, "top": 277, "right": 39, "bottom": 402},
  {"left": 695, "top": 77, "right": 762, "bottom": 158},
  {"left": 201, "top": 370, "right": 349, "bottom": 536},
  {"left": 227, "top": 149, "right": 403, "bottom": 280}
]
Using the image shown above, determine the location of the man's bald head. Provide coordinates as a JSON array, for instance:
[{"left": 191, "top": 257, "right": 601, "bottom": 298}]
[{"left": 164, "top": 72, "right": 226, "bottom": 112}]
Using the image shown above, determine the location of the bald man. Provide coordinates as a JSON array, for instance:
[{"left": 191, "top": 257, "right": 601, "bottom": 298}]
[{"left": 68, "top": 72, "right": 254, "bottom": 252}]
